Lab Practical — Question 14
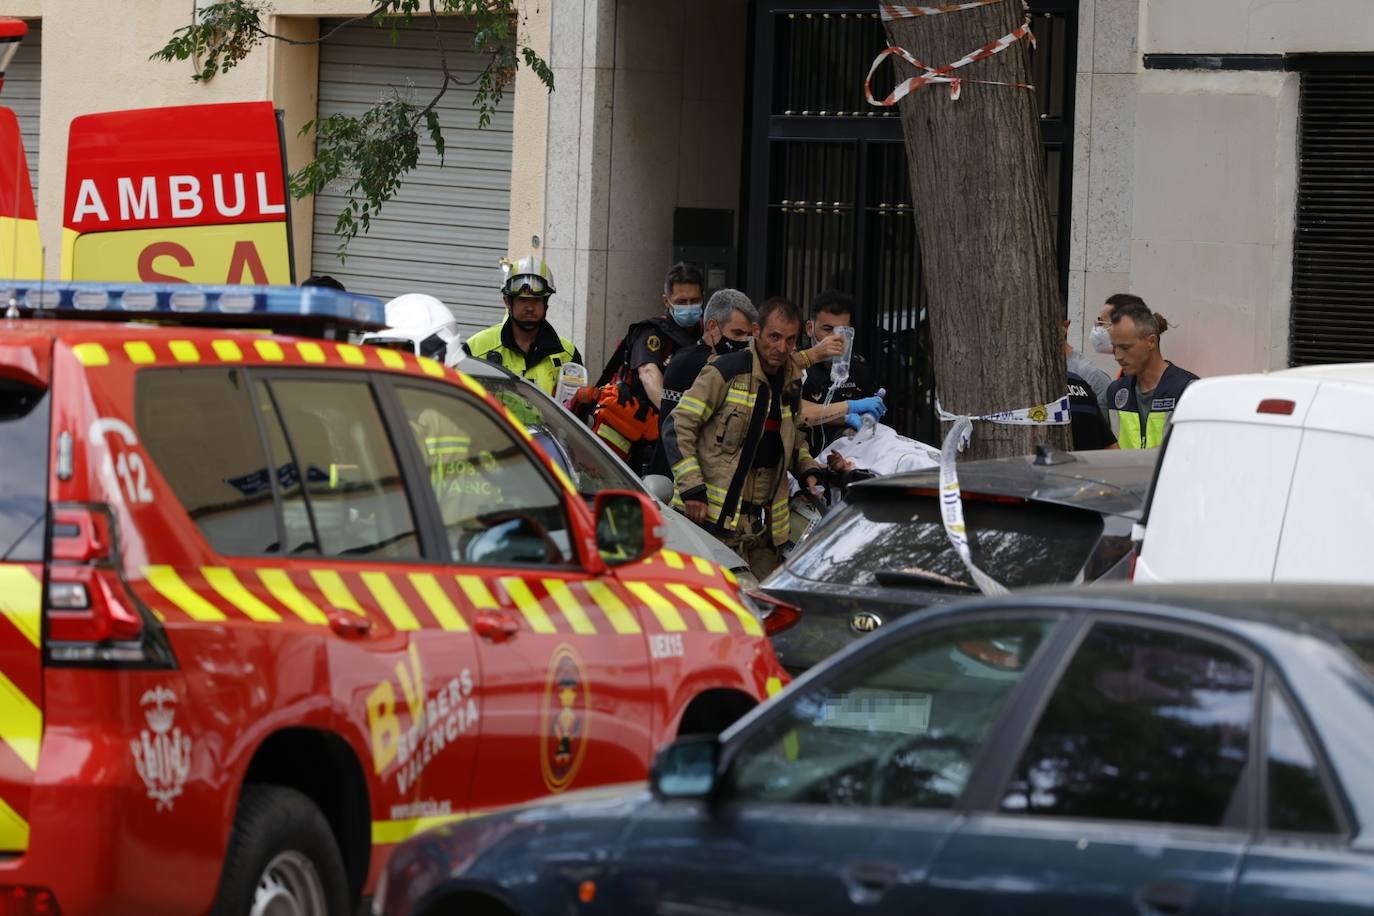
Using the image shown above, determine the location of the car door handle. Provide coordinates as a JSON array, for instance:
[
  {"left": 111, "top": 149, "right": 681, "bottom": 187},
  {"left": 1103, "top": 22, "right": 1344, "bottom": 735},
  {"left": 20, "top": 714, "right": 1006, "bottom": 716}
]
[
  {"left": 842, "top": 861, "right": 901, "bottom": 906},
  {"left": 1137, "top": 881, "right": 1198, "bottom": 915},
  {"left": 328, "top": 612, "right": 372, "bottom": 639},
  {"left": 474, "top": 610, "right": 521, "bottom": 643}
]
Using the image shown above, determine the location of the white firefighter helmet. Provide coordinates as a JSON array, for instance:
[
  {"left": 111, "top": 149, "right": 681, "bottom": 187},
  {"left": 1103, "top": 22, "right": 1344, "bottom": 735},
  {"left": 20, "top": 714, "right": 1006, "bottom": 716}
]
[{"left": 361, "top": 293, "right": 462, "bottom": 366}]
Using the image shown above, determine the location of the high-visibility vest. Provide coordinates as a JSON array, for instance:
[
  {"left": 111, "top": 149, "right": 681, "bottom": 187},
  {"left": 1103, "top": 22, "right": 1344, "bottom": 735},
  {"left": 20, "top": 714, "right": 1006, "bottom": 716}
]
[
  {"left": 1107, "top": 363, "right": 1199, "bottom": 449},
  {"left": 465, "top": 320, "right": 578, "bottom": 396}
]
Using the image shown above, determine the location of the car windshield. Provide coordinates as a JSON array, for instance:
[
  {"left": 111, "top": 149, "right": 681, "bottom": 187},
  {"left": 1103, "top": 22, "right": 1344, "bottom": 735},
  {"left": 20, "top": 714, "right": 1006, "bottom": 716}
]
[
  {"left": 786, "top": 492, "right": 1105, "bottom": 590},
  {"left": 481, "top": 377, "right": 640, "bottom": 501}
]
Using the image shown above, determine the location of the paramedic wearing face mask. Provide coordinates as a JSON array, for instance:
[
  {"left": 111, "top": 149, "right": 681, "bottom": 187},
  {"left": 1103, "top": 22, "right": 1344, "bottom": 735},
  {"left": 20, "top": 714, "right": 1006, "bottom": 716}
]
[{"left": 646, "top": 289, "right": 759, "bottom": 479}]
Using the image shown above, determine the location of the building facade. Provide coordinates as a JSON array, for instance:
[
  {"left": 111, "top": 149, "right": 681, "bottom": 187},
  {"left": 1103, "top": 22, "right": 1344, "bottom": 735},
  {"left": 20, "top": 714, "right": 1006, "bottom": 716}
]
[{"left": 6, "top": 0, "right": 1373, "bottom": 428}]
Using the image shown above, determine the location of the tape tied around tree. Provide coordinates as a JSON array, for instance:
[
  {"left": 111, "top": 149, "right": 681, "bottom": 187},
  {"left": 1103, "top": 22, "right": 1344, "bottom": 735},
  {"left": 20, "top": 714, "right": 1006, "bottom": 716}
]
[
  {"left": 934, "top": 396, "right": 1071, "bottom": 596},
  {"left": 865, "top": 3, "right": 1036, "bottom": 104},
  {"left": 880, "top": 0, "right": 1003, "bottom": 20}
]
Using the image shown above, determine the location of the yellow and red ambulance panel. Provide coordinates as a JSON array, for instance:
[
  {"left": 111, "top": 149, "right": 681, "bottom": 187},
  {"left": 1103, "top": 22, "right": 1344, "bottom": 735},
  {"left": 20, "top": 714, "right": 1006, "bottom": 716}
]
[
  {"left": 61, "top": 101, "right": 293, "bottom": 284},
  {"left": 0, "top": 106, "right": 40, "bottom": 279}
]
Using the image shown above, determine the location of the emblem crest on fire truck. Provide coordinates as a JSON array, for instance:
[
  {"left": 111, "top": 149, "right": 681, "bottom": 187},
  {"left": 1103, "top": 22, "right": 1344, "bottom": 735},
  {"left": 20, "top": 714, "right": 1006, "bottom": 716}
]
[
  {"left": 130, "top": 686, "right": 193, "bottom": 812},
  {"left": 539, "top": 644, "right": 590, "bottom": 794}
]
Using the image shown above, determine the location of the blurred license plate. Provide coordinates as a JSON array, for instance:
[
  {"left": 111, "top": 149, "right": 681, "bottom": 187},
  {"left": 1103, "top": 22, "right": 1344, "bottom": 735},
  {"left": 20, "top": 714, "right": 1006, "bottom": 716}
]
[{"left": 820, "top": 691, "right": 932, "bottom": 733}]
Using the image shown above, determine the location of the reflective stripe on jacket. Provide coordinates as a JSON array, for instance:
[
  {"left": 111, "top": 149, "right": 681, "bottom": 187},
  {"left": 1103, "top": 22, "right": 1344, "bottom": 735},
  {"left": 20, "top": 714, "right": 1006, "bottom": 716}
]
[
  {"left": 1107, "top": 362, "right": 1199, "bottom": 449},
  {"left": 464, "top": 318, "right": 580, "bottom": 396},
  {"left": 660, "top": 347, "right": 816, "bottom": 545}
]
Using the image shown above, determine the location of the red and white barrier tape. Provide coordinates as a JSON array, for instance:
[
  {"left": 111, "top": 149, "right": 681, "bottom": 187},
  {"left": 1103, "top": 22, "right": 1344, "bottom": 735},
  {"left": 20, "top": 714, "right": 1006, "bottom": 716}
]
[
  {"left": 865, "top": 16, "right": 1036, "bottom": 103},
  {"left": 880, "top": 0, "right": 1001, "bottom": 21}
]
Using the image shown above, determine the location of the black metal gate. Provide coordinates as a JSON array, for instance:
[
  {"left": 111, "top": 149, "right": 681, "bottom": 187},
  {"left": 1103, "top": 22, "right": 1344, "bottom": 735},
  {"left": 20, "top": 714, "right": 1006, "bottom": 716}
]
[{"left": 743, "top": 0, "right": 1077, "bottom": 442}]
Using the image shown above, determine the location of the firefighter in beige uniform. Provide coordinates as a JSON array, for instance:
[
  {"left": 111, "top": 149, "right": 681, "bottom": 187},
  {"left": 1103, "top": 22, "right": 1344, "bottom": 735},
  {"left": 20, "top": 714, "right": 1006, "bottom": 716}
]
[{"left": 660, "top": 295, "right": 827, "bottom": 580}]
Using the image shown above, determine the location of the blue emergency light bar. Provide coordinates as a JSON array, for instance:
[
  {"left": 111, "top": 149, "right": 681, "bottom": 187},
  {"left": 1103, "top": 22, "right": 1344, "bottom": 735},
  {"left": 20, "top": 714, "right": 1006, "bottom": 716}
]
[{"left": 1, "top": 281, "right": 387, "bottom": 335}]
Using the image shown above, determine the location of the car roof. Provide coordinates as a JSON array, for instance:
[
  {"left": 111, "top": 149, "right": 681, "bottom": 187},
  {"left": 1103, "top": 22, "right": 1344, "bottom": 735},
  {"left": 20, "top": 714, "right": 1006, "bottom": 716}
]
[
  {"left": 927, "top": 582, "right": 1374, "bottom": 658},
  {"left": 1267, "top": 362, "right": 1374, "bottom": 385},
  {"left": 848, "top": 448, "right": 1156, "bottom": 516}
]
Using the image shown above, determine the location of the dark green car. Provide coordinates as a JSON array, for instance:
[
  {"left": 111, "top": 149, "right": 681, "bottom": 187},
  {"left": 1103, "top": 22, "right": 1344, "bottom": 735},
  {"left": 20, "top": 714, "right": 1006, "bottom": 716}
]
[{"left": 377, "top": 585, "right": 1374, "bottom": 916}]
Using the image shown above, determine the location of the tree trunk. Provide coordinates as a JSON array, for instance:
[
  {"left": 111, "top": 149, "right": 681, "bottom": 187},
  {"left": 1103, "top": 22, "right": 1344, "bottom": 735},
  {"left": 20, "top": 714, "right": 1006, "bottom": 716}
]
[{"left": 883, "top": 2, "right": 1071, "bottom": 459}]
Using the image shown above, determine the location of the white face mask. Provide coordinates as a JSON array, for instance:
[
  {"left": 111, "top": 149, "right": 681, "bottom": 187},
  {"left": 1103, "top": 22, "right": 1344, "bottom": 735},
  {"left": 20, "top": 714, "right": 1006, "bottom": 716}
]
[{"left": 1090, "top": 324, "right": 1113, "bottom": 354}]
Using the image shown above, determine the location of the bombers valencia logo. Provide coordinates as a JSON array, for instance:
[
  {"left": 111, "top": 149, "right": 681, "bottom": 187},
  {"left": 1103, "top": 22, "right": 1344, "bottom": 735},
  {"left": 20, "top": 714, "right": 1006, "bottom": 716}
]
[{"left": 540, "top": 644, "right": 591, "bottom": 793}]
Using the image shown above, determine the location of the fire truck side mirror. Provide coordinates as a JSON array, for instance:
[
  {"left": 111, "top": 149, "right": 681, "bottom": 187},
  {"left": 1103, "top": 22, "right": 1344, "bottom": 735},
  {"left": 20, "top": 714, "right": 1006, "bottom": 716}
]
[{"left": 592, "top": 490, "right": 665, "bottom": 566}]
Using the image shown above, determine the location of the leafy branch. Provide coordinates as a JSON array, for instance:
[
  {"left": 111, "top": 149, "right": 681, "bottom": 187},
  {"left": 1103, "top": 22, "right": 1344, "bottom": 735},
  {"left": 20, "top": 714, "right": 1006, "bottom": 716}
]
[{"left": 152, "top": 0, "right": 554, "bottom": 253}]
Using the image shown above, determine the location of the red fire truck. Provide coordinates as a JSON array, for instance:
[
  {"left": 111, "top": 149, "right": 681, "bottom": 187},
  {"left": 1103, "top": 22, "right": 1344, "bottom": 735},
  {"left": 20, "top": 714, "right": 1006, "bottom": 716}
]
[{"left": 0, "top": 283, "right": 788, "bottom": 914}]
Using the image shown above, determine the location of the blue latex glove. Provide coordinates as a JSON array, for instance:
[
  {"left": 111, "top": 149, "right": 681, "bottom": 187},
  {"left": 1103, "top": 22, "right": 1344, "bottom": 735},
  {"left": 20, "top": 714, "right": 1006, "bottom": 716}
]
[{"left": 845, "top": 393, "right": 887, "bottom": 424}]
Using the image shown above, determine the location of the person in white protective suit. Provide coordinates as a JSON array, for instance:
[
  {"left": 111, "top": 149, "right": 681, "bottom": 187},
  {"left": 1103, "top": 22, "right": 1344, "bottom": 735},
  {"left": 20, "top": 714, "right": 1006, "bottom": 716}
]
[{"left": 360, "top": 293, "right": 464, "bottom": 367}]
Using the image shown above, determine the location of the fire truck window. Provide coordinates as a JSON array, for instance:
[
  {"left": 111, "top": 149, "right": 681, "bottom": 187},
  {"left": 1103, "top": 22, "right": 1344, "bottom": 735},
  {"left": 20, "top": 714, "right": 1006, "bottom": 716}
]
[
  {"left": 137, "top": 368, "right": 283, "bottom": 555},
  {"left": 255, "top": 381, "right": 318, "bottom": 555},
  {"left": 263, "top": 378, "right": 420, "bottom": 561},
  {"left": 395, "top": 386, "right": 574, "bottom": 566}
]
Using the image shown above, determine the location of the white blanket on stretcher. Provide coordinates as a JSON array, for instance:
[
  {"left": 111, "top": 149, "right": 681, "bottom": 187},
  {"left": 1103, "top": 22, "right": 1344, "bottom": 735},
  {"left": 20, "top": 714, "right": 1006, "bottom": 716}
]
[{"left": 817, "top": 423, "right": 940, "bottom": 476}]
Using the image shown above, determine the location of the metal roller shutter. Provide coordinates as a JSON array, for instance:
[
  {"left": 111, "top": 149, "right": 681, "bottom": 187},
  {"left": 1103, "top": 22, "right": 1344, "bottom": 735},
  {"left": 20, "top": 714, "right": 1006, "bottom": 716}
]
[
  {"left": 1290, "top": 70, "right": 1374, "bottom": 364},
  {"left": 6, "top": 19, "right": 40, "bottom": 198},
  {"left": 312, "top": 17, "right": 513, "bottom": 332}
]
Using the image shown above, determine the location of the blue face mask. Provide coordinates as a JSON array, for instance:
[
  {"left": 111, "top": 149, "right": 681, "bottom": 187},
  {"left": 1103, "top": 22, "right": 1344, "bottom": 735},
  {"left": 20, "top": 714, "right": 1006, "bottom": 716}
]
[{"left": 670, "top": 304, "right": 703, "bottom": 328}]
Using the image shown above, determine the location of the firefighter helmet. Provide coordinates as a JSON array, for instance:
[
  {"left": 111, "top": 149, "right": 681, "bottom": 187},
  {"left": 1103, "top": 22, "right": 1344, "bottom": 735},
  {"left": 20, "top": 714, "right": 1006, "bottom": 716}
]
[
  {"left": 501, "top": 253, "right": 556, "bottom": 299},
  {"left": 361, "top": 293, "right": 462, "bottom": 366}
]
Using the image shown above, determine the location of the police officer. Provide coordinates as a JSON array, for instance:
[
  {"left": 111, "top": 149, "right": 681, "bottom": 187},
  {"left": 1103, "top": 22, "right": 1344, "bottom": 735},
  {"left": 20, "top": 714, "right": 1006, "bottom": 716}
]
[
  {"left": 463, "top": 252, "right": 581, "bottom": 396},
  {"left": 798, "top": 290, "right": 883, "bottom": 455},
  {"left": 646, "top": 289, "right": 757, "bottom": 478},
  {"left": 1106, "top": 300, "right": 1198, "bottom": 449},
  {"left": 613, "top": 262, "right": 707, "bottom": 409},
  {"left": 662, "top": 296, "right": 879, "bottom": 579}
]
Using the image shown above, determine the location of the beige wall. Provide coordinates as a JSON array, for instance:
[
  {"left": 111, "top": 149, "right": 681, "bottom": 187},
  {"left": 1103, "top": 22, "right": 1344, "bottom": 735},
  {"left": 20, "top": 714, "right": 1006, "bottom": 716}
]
[
  {"left": 532, "top": 0, "right": 746, "bottom": 370},
  {"left": 1067, "top": 0, "right": 1141, "bottom": 371},
  {"left": 1143, "top": 0, "right": 1374, "bottom": 54},
  {"left": 1129, "top": 69, "right": 1298, "bottom": 375}
]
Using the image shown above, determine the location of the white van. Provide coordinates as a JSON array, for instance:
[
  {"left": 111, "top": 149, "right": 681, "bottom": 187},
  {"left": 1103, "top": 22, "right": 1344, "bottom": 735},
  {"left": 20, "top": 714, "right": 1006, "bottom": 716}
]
[{"left": 1133, "top": 363, "right": 1374, "bottom": 584}]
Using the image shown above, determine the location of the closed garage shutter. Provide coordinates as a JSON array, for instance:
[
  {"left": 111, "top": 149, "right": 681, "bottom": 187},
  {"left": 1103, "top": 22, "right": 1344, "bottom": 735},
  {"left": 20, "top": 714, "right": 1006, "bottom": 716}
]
[
  {"left": 7, "top": 19, "right": 40, "bottom": 198},
  {"left": 312, "top": 17, "right": 513, "bottom": 332},
  {"left": 1290, "top": 68, "right": 1374, "bottom": 364}
]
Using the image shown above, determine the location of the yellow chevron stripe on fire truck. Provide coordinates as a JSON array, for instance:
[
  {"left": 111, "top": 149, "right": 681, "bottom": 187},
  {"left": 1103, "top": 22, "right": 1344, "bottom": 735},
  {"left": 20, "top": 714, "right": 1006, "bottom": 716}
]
[
  {"left": 201, "top": 567, "right": 282, "bottom": 623},
  {"left": 0, "top": 566, "right": 41, "bottom": 648},
  {"left": 168, "top": 340, "right": 200, "bottom": 363},
  {"left": 456, "top": 575, "right": 499, "bottom": 609},
  {"left": 663, "top": 583, "right": 728, "bottom": 633},
  {"left": 408, "top": 573, "right": 469, "bottom": 631},
  {"left": 71, "top": 343, "right": 109, "bottom": 366},
  {"left": 361, "top": 572, "right": 421, "bottom": 631},
  {"left": 212, "top": 339, "right": 244, "bottom": 362},
  {"left": 623, "top": 581, "right": 688, "bottom": 633},
  {"left": 257, "top": 569, "right": 328, "bottom": 625},
  {"left": 311, "top": 569, "right": 364, "bottom": 616},
  {"left": 541, "top": 579, "right": 597, "bottom": 635},
  {"left": 123, "top": 341, "right": 157, "bottom": 364},
  {"left": 704, "top": 587, "right": 765, "bottom": 637},
  {"left": 0, "top": 795, "right": 29, "bottom": 851},
  {"left": 144, "top": 566, "right": 227, "bottom": 621},
  {"left": 0, "top": 671, "right": 40, "bottom": 771},
  {"left": 582, "top": 580, "right": 641, "bottom": 634},
  {"left": 500, "top": 577, "right": 556, "bottom": 634}
]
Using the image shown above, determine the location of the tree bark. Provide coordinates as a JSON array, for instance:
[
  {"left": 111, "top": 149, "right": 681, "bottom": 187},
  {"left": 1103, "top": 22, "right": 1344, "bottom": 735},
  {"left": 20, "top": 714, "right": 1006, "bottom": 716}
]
[{"left": 883, "top": 2, "right": 1071, "bottom": 459}]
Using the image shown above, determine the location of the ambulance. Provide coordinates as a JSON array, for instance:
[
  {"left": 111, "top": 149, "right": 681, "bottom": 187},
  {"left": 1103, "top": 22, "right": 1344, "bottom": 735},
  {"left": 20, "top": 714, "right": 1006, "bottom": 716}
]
[{"left": 0, "top": 282, "right": 788, "bottom": 914}]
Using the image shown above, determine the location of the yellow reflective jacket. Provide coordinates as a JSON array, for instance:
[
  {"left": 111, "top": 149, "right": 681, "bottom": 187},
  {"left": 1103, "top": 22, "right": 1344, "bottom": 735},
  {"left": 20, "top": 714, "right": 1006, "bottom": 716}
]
[{"left": 464, "top": 318, "right": 581, "bottom": 396}]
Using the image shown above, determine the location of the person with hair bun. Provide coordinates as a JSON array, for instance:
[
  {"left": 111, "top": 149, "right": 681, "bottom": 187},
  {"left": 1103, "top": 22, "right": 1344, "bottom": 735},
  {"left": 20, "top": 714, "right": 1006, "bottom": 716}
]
[{"left": 1105, "top": 298, "right": 1198, "bottom": 449}]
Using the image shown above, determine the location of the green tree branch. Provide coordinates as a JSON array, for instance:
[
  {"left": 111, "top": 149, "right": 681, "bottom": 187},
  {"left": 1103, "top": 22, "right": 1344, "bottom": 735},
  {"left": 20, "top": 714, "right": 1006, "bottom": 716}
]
[{"left": 151, "top": 0, "right": 554, "bottom": 255}]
